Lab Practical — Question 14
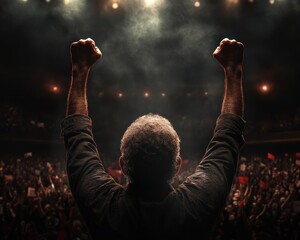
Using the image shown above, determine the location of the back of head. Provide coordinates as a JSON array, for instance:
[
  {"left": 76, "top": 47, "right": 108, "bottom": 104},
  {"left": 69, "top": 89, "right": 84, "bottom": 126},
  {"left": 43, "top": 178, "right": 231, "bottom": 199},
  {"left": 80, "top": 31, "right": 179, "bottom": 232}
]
[{"left": 120, "top": 114, "right": 180, "bottom": 186}]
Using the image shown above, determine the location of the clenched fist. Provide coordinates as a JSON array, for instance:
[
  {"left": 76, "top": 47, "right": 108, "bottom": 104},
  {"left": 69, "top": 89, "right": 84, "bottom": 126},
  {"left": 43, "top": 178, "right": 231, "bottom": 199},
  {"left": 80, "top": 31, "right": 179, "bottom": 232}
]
[
  {"left": 213, "top": 38, "right": 244, "bottom": 69},
  {"left": 70, "top": 38, "right": 102, "bottom": 69}
]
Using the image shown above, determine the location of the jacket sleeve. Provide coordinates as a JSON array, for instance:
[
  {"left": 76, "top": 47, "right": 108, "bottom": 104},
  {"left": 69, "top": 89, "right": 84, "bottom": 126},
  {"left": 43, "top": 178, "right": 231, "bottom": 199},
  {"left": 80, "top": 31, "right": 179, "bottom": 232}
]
[
  {"left": 61, "top": 115, "right": 120, "bottom": 213},
  {"left": 178, "top": 113, "right": 245, "bottom": 220}
]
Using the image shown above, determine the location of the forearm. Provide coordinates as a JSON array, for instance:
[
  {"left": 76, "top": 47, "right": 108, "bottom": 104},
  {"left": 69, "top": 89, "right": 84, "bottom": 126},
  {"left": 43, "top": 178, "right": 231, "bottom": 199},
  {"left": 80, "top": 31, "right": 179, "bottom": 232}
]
[
  {"left": 281, "top": 192, "right": 293, "bottom": 209},
  {"left": 222, "top": 66, "right": 244, "bottom": 117},
  {"left": 66, "top": 67, "right": 90, "bottom": 116},
  {"left": 256, "top": 205, "right": 266, "bottom": 219}
]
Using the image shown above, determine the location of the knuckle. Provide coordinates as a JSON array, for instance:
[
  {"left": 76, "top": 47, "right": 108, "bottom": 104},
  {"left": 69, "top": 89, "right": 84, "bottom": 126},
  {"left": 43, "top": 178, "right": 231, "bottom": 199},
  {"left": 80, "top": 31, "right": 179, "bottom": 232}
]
[
  {"left": 221, "top": 39, "right": 230, "bottom": 45},
  {"left": 71, "top": 41, "right": 78, "bottom": 47}
]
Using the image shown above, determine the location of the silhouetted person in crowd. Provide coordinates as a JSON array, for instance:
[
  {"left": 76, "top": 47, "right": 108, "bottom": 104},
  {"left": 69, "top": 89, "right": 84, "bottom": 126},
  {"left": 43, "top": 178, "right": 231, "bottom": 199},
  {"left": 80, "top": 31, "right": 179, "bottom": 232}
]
[{"left": 61, "top": 37, "right": 245, "bottom": 239}]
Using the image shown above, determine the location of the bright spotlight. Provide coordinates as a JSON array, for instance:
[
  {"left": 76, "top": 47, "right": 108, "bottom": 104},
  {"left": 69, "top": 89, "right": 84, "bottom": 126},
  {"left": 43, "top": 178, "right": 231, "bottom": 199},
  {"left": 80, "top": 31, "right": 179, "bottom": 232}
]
[
  {"left": 269, "top": 0, "right": 275, "bottom": 4},
  {"left": 145, "top": 0, "right": 156, "bottom": 6},
  {"left": 52, "top": 86, "right": 59, "bottom": 93},
  {"left": 64, "top": 0, "right": 70, "bottom": 5},
  {"left": 204, "top": 91, "right": 208, "bottom": 96},
  {"left": 45, "top": 0, "right": 51, "bottom": 3},
  {"left": 118, "top": 92, "right": 123, "bottom": 98},
  {"left": 144, "top": 92, "right": 149, "bottom": 98},
  {"left": 249, "top": 0, "right": 254, "bottom": 3},
  {"left": 161, "top": 93, "right": 166, "bottom": 97},
  {"left": 144, "top": 0, "right": 162, "bottom": 8},
  {"left": 21, "top": 0, "right": 28, "bottom": 2},
  {"left": 261, "top": 85, "right": 269, "bottom": 92},
  {"left": 228, "top": 0, "right": 239, "bottom": 4},
  {"left": 194, "top": 1, "right": 200, "bottom": 8},
  {"left": 112, "top": 2, "right": 119, "bottom": 9}
]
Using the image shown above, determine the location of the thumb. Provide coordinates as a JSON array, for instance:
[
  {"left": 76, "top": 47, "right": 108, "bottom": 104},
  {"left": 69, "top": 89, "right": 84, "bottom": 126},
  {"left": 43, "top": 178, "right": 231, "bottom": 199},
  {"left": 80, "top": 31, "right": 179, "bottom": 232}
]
[{"left": 213, "top": 46, "right": 221, "bottom": 59}]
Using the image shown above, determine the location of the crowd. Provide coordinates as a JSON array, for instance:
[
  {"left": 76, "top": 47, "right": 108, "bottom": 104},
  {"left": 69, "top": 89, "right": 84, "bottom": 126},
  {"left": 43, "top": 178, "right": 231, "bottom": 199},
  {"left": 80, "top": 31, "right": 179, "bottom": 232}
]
[
  {"left": 0, "top": 153, "right": 89, "bottom": 240},
  {"left": 212, "top": 153, "right": 300, "bottom": 240},
  {"left": 0, "top": 151, "right": 299, "bottom": 240},
  {"left": 0, "top": 104, "right": 61, "bottom": 139}
]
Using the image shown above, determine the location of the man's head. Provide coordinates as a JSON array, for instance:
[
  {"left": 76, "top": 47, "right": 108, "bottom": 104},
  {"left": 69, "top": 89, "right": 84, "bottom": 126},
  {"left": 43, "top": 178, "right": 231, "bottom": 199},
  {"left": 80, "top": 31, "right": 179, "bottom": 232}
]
[{"left": 120, "top": 114, "right": 181, "bottom": 185}]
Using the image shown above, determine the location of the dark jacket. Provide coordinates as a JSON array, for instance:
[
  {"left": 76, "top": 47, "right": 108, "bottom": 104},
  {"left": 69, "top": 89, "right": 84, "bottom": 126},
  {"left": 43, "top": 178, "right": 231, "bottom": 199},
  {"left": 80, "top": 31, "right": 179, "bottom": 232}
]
[{"left": 61, "top": 113, "right": 245, "bottom": 240}]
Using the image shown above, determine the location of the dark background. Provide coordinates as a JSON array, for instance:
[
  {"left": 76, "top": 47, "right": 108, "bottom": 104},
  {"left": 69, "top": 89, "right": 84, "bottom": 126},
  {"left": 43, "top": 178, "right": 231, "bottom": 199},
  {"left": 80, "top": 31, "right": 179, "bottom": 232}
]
[{"left": 0, "top": 0, "right": 299, "bottom": 157}]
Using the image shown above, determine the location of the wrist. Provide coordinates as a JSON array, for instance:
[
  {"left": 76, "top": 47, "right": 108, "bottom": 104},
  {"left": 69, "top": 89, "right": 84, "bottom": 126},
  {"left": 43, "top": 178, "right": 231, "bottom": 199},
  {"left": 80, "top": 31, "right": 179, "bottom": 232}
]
[
  {"left": 72, "top": 64, "right": 90, "bottom": 73},
  {"left": 224, "top": 64, "right": 242, "bottom": 72},
  {"left": 69, "top": 65, "right": 89, "bottom": 96},
  {"left": 225, "top": 65, "right": 242, "bottom": 79}
]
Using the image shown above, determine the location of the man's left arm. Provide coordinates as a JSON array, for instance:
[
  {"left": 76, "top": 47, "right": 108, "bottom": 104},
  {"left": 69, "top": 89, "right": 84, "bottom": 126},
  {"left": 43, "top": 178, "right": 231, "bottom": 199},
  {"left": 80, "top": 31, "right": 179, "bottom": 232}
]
[
  {"left": 66, "top": 38, "right": 101, "bottom": 116},
  {"left": 179, "top": 39, "right": 245, "bottom": 221}
]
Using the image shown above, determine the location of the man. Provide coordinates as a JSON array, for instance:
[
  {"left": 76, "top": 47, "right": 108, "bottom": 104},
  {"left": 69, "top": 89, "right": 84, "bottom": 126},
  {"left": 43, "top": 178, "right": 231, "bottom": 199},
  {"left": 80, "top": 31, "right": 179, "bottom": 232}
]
[{"left": 61, "top": 37, "right": 245, "bottom": 239}]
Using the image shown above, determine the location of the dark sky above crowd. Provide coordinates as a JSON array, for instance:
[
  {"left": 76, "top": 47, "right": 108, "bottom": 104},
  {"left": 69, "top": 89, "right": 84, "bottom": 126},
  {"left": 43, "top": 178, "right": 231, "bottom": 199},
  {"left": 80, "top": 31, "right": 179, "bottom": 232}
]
[{"left": 0, "top": 0, "right": 299, "bottom": 122}]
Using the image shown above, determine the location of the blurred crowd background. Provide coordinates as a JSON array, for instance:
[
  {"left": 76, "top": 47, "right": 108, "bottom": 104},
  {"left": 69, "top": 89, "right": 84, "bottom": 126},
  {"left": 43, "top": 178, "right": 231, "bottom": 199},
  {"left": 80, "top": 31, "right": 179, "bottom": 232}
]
[{"left": 0, "top": 148, "right": 299, "bottom": 240}]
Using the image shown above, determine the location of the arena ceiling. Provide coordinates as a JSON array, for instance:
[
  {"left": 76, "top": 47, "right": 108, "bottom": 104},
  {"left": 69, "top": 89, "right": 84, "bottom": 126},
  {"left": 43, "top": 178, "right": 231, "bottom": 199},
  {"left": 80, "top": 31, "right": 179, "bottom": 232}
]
[{"left": 0, "top": 0, "right": 299, "bottom": 121}]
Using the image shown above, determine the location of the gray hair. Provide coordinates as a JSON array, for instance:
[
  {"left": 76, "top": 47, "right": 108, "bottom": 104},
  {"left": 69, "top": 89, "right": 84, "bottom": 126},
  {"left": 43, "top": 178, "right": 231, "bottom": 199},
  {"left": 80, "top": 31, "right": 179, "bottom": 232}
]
[{"left": 120, "top": 114, "right": 180, "bottom": 184}]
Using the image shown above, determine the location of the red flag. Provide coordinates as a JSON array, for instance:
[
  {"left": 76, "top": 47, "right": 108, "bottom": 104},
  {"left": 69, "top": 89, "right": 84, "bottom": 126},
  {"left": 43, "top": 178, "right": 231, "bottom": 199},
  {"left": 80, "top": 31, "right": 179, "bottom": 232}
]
[
  {"left": 27, "top": 187, "right": 36, "bottom": 197},
  {"left": 4, "top": 175, "right": 14, "bottom": 183},
  {"left": 182, "top": 159, "right": 189, "bottom": 165},
  {"left": 108, "top": 168, "right": 122, "bottom": 183},
  {"left": 259, "top": 180, "right": 269, "bottom": 190},
  {"left": 238, "top": 176, "right": 249, "bottom": 185},
  {"left": 267, "top": 153, "right": 275, "bottom": 161}
]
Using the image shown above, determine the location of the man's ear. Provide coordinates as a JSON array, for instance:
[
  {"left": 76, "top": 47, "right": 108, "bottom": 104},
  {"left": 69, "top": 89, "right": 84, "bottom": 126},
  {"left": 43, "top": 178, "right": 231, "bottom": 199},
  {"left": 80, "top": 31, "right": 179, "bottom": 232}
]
[
  {"left": 175, "top": 156, "right": 182, "bottom": 175},
  {"left": 119, "top": 156, "right": 128, "bottom": 177}
]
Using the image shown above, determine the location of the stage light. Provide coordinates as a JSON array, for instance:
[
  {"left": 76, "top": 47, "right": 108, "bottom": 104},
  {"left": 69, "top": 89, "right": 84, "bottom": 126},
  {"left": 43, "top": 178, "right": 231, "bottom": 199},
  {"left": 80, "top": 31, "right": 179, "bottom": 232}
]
[
  {"left": 144, "top": 92, "right": 149, "bottom": 98},
  {"left": 112, "top": 2, "right": 119, "bottom": 9},
  {"left": 249, "top": 0, "right": 254, "bottom": 3},
  {"left": 194, "top": 1, "right": 200, "bottom": 8},
  {"left": 21, "top": 0, "right": 28, "bottom": 2},
  {"left": 144, "top": 0, "right": 163, "bottom": 8},
  {"left": 204, "top": 91, "right": 208, "bottom": 96},
  {"left": 52, "top": 86, "right": 58, "bottom": 92},
  {"left": 45, "top": 0, "right": 51, "bottom": 3},
  {"left": 145, "top": 0, "right": 156, "bottom": 6},
  {"left": 269, "top": 0, "right": 275, "bottom": 4},
  {"left": 261, "top": 85, "right": 269, "bottom": 92},
  {"left": 64, "top": 0, "right": 69, "bottom": 5},
  {"left": 118, "top": 92, "right": 123, "bottom": 98},
  {"left": 228, "top": 0, "right": 239, "bottom": 4},
  {"left": 161, "top": 93, "right": 166, "bottom": 97}
]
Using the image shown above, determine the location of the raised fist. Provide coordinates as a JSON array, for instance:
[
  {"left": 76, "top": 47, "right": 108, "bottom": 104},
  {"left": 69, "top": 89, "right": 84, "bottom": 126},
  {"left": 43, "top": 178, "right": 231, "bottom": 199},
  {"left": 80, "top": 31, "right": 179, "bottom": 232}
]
[
  {"left": 213, "top": 38, "right": 244, "bottom": 69},
  {"left": 70, "top": 38, "right": 102, "bottom": 69}
]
